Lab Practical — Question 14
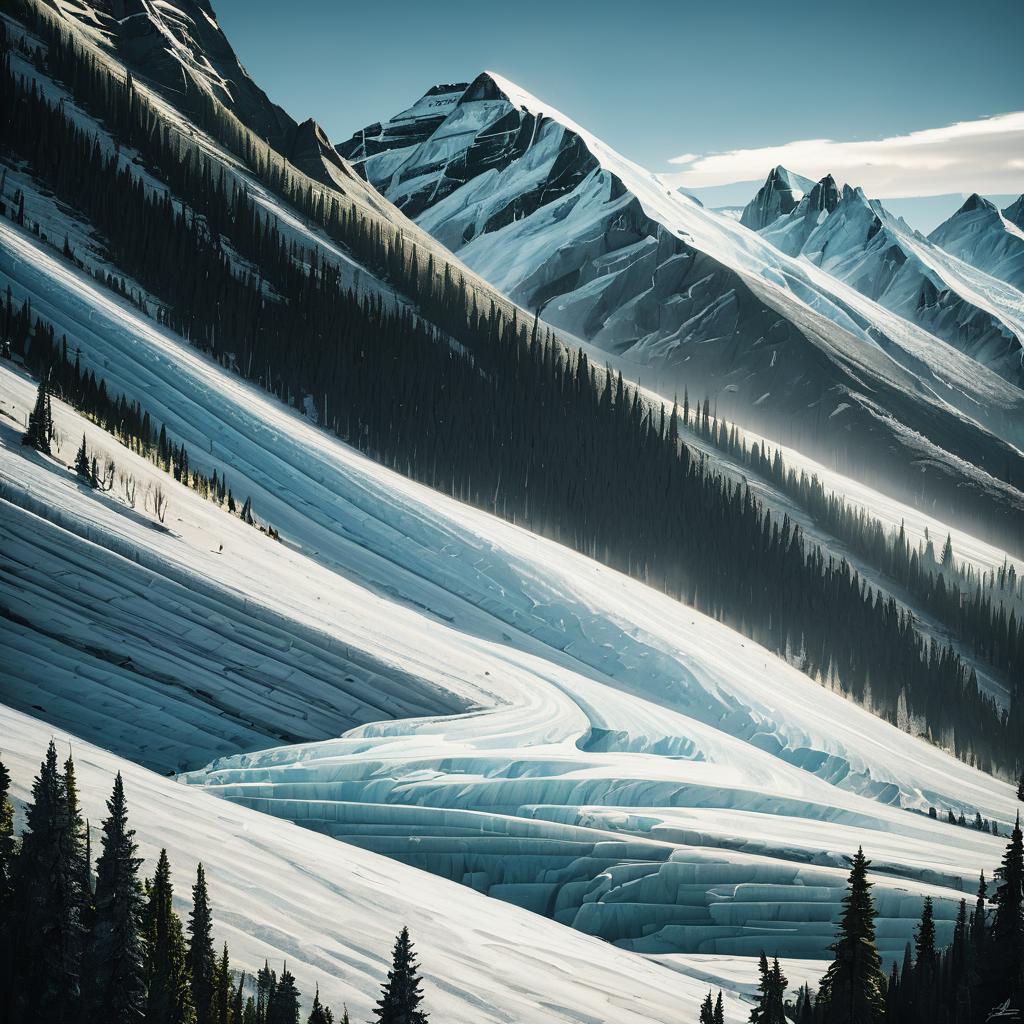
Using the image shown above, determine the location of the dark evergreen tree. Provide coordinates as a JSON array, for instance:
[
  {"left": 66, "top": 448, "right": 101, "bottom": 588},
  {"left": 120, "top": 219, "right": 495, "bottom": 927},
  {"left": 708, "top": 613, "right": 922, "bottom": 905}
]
[
  {"left": 63, "top": 752, "right": 93, "bottom": 928},
  {"left": 767, "top": 959, "right": 787, "bottom": 1024},
  {"left": 188, "top": 862, "right": 218, "bottom": 1024},
  {"left": 83, "top": 771, "right": 146, "bottom": 1024},
  {"left": 8, "top": 740, "right": 84, "bottom": 1024},
  {"left": 1017, "top": 773, "right": 1024, "bottom": 802},
  {"left": 793, "top": 984, "right": 815, "bottom": 1024},
  {"left": 74, "top": 432, "right": 91, "bottom": 480},
  {"left": 372, "top": 927, "right": 429, "bottom": 1024},
  {"left": 232, "top": 971, "right": 246, "bottom": 1024},
  {"left": 713, "top": 990, "right": 725, "bottom": 1024},
  {"left": 216, "top": 942, "right": 233, "bottom": 1024},
  {"left": 307, "top": 986, "right": 333, "bottom": 1024},
  {"left": 267, "top": 964, "right": 300, "bottom": 1024},
  {"left": 22, "top": 371, "right": 53, "bottom": 453},
  {"left": 699, "top": 992, "right": 715, "bottom": 1024},
  {"left": 913, "top": 896, "right": 938, "bottom": 1023},
  {"left": 144, "top": 848, "right": 196, "bottom": 1024},
  {"left": 815, "top": 848, "right": 887, "bottom": 1024},
  {"left": 750, "top": 953, "right": 772, "bottom": 1023},
  {"left": 256, "top": 960, "right": 277, "bottom": 1024},
  {"left": 981, "top": 816, "right": 1024, "bottom": 1013}
]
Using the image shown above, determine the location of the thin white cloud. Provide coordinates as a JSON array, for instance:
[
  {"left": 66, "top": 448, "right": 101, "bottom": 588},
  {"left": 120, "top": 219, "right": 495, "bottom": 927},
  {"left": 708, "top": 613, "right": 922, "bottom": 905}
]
[{"left": 663, "top": 112, "right": 1024, "bottom": 198}]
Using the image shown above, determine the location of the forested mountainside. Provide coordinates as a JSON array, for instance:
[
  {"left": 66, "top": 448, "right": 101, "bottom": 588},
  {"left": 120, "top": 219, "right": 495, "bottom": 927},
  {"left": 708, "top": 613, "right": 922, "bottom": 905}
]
[
  {"left": 3, "top": 7, "right": 1021, "bottom": 774},
  {"left": 337, "top": 74, "right": 1024, "bottom": 550},
  {"left": 2, "top": 1, "right": 1023, "bottom": 1021}
]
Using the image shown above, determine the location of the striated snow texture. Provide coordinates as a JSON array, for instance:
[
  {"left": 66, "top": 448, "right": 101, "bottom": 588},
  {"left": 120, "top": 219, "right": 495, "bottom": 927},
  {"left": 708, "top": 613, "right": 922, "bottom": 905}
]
[
  {"left": 2, "top": 704, "right": 755, "bottom": 1023},
  {"left": 0, "top": 217, "right": 1014, "bottom": 962}
]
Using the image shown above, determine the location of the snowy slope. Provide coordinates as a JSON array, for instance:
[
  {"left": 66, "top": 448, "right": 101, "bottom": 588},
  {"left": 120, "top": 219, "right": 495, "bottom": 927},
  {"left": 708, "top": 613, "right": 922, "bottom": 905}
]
[
  {"left": 337, "top": 73, "right": 1024, "bottom": 537},
  {"left": 1, "top": 216, "right": 1015, "bottom": 961},
  {"left": 745, "top": 172, "right": 1024, "bottom": 385},
  {"left": 2, "top": 704, "right": 755, "bottom": 1024},
  {"left": 929, "top": 194, "right": 1024, "bottom": 293}
]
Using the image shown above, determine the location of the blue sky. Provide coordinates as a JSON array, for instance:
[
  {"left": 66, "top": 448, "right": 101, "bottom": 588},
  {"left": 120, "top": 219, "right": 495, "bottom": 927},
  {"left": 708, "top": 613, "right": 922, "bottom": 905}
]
[{"left": 213, "top": 0, "right": 1024, "bottom": 196}]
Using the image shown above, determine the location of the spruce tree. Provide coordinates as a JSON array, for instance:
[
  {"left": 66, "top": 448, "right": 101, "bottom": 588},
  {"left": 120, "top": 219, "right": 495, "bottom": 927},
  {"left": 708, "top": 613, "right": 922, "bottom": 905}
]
[
  {"left": 971, "top": 872, "right": 988, "bottom": 958},
  {"left": 83, "top": 772, "right": 146, "bottom": 1024},
  {"left": 768, "top": 958, "right": 787, "bottom": 1024},
  {"left": 216, "top": 943, "right": 233, "bottom": 1024},
  {"left": 982, "top": 815, "right": 1024, "bottom": 1012},
  {"left": 794, "top": 984, "right": 814, "bottom": 1024},
  {"left": 144, "top": 848, "right": 195, "bottom": 1024},
  {"left": 1018, "top": 773, "right": 1024, "bottom": 802},
  {"left": 9, "top": 740, "right": 84, "bottom": 1023},
  {"left": 750, "top": 953, "right": 771, "bottom": 1023},
  {"left": 232, "top": 971, "right": 246, "bottom": 1024},
  {"left": 257, "top": 960, "right": 277, "bottom": 1023},
  {"left": 815, "top": 848, "right": 887, "bottom": 1024},
  {"left": 268, "top": 964, "right": 300, "bottom": 1024},
  {"left": 372, "top": 926, "right": 429, "bottom": 1024},
  {"left": 307, "top": 986, "right": 333, "bottom": 1024},
  {"left": 64, "top": 752, "right": 93, "bottom": 928},
  {"left": 713, "top": 990, "right": 725, "bottom": 1024},
  {"left": 74, "top": 432, "right": 91, "bottom": 480},
  {"left": 699, "top": 992, "right": 715, "bottom": 1024},
  {"left": 23, "top": 372, "right": 53, "bottom": 453},
  {"left": 913, "top": 896, "right": 937, "bottom": 1023},
  {"left": 188, "top": 862, "right": 218, "bottom": 1024}
]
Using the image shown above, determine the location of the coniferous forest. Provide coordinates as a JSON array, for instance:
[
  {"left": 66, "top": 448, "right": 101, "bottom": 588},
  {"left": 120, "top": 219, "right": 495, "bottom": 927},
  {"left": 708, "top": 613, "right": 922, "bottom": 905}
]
[
  {"left": 2, "top": 746, "right": 1022, "bottom": 1023},
  {"left": 0, "top": 745, "right": 430, "bottom": 1024},
  {"left": 1, "top": 12, "right": 1021, "bottom": 777}
]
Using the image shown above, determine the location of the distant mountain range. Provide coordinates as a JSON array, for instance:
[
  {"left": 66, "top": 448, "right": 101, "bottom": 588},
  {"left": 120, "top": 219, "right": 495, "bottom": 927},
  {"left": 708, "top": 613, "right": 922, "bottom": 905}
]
[
  {"left": 338, "top": 74, "right": 1024, "bottom": 538},
  {"left": 739, "top": 168, "right": 1024, "bottom": 386},
  {"left": 683, "top": 179, "right": 1019, "bottom": 236}
]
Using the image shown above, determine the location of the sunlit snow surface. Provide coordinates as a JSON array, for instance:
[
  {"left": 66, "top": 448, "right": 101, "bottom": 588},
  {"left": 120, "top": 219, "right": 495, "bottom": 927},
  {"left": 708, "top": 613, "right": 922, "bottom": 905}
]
[
  {"left": 3, "top": 704, "right": 758, "bottom": 1023},
  {"left": 1, "top": 219, "right": 1015, "bottom": 964}
]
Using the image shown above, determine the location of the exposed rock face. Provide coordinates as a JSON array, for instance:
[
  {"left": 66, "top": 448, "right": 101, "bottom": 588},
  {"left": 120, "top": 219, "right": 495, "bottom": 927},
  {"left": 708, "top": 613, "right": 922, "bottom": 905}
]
[
  {"left": 738, "top": 166, "right": 815, "bottom": 231},
  {"left": 61, "top": 0, "right": 373, "bottom": 198},
  {"left": 337, "top": 75, "right": 1024, "bottom": 538}
]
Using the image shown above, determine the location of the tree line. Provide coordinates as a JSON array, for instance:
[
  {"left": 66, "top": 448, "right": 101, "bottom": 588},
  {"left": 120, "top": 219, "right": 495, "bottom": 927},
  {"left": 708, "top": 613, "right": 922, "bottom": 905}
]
[
  {"left": 707, "top": 832, "right": 1023, "bottom": 1024},
  {"left": 2, "top": 17, "right": 1021, "bottom": 776},
  {"left": 692, "top": 407, "right": 1023, "bottom": 692},
  {"left": 8, "top": 297, "right": 272, "bottom": 535},
  {"left": 0, "top": 745, "right": 430, "bottom": 1024}
]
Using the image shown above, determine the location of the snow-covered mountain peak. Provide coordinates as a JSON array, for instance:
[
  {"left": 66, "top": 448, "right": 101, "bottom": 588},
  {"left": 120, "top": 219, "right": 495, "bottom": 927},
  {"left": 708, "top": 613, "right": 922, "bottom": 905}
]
[
  {"left": 747, "top": 164, "right": 1024, "bottom": 384},
  {"left": 739, "top": 165, "right": 816, "bottom": 230},
  {"left": 957, "top": 193, "right": 999, "bottom": 216},
  {"left": 928, "top": 190, "right": 1024, "bottom": 292},
  {"left": 1004, "top": 194, "right": 1024, "bottom": 230},
  {"left": 338, "top": 75, "right": 1024, "bottom": 509}
]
